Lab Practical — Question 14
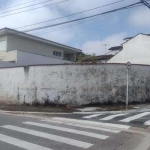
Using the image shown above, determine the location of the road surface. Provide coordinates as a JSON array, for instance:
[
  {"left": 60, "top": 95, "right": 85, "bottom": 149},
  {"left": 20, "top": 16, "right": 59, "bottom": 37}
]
[{"left": 0, "top": 111, "right": 150, "bottom": 150}]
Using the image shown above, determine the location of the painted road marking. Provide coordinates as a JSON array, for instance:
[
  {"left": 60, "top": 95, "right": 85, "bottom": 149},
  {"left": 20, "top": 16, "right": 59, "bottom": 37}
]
[
  {"left": 51, "top": 117, "right": 130, "bottom": 129},
  {"left": 120, "top": 112, "right": 150, "bottom": 123},
  {"left": 100, "top": 114, "right": 127, "bottom": 121},
  {"left": 24, "top": 121, "right": 109, "bottom": 140},
  {"left": 2, "top": 125, "right": 93, "bottom": 149},
  {"left": 42, "top": 120, "right": 120, "bottom": 133},
  {"left": 82, "top": 114, "right": 102, "bottom": 119},
  {"left": 0, "top": 134, "right": 52, "bottom": 150},
  {"left": 144, "top": 120, "right": 150, "bottom": 126}
]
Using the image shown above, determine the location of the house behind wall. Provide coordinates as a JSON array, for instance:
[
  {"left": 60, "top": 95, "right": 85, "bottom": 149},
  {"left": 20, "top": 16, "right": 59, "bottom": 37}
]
[
  {"left": 108, "top": 34, "right": 150, "bottom": 65},
  {"left": 0, "top": 28, "right": 81, "bottom": 65}
]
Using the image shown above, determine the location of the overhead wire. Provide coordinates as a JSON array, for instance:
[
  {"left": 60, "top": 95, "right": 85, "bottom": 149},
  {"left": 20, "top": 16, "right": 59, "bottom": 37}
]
[
  {"left": 1, "top": 0, "right": 36, "bottom": 10},
  {"left": 1, "top": 0, "right": 144, "bottom": 39},
  {"left": 23, "top": 2, "right": 142, "bottom": 33},
  {"left": 0, "top": 0, "right": 57, "bottom": 15},
  {"left": 0, "top": 0, "right": 70, "bottom": 18},
  {"left": 15, "top": 0, "right": 128, "bottom": 30},
  {"left": 35, "top": 17, "right": 102, "bottom": 35},
  {"left": 34, "top": 3, "right": 144, "bottom": 35}
]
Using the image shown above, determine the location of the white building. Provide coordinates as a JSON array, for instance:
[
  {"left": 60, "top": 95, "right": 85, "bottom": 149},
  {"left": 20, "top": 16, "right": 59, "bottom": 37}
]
[
  {"left": 0, "top": 28, "right": 81, "bottom": 66},
  {"left": 108, "top": 33, "right": 150, "bottom": 65}
]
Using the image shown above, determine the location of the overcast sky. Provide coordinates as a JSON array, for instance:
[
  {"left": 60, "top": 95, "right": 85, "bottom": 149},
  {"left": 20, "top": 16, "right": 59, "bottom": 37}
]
[{"left": 0, "top": 0, "right": 150, "bottom": 55}]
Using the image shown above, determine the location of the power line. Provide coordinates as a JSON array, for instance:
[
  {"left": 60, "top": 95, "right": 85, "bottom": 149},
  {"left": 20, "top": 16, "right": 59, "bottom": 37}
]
[
  {"left": 0, "top": 0, "right": 56, "bottom": 15},
  {"left": 1, "top": 0, "right": 36, "bottom": 10},
  {"left": 23, "top": 2, "right": 141, "bottom": 33},
  {"left": 35, "top": 16, "right": 105, "bottom": 35},
  {"left": 15, "top": 0, "right": 127, "bottom": 30},
  {"left": 24, "top": 3, "right": 144, "bottom": 35},
  {"left": 0, "top": 0, "right": 70, "bottom": 18},
  {"left": 102, "top": 44, "right": 109, "bottom": 56},
  {"left": 141, "top": 0, "right": 150, "bottom": 8},
  {"left": 3, "top": 1, "right": 143, "bottom": 41},
  {"left": 36, "top": 4, "right": 143, "bottom": 35},
  {"left": 37, "top": 2, "right": 149, "bottom": 35}
]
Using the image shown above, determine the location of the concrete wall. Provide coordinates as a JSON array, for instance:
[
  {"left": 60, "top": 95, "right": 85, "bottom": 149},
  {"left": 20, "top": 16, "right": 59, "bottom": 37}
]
[
  {"left": 17, "top": 50, "right": 71, "bottom": 65},
  {"left": 0, "top": 64, "right": 150, "bottom": 105},
  {"left": 0, "top": 36, "right": 7, "bottom": 41},
  {"left": 7, "top": 35, "right": 64, "bottom": 59},
  {"left": 0, "top": 36, "right": 7, "bottom": 51},
  {"left": 0, "top": 60, "right": 19, "bottom": 68},
  {"left": 108, "top": 34, "right": 150, "bottom": 65},
  {"left": 0, "top": 50, "right": 17, "bottom": 62},
  {"left": 0, "top": 50, "right": 71, "bottom": 67},
  {"left": 63, "top": 53, "right": 76, "bottom": 62}
]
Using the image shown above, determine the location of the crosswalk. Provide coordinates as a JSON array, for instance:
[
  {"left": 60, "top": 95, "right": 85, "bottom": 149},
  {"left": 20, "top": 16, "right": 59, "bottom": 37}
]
[
  {"left": 0, "top": 119, "right": 122, "bottom": 150},
  {"left": 0, "top": 134, "right": 52, "bottom": 150},
  {"left": 120, "top": 112, "right": 150, "bottom": 122},
  {"left": 100, "top": 114, "right": 127, "bottom": 121},
  {"left": 51, "top": 117, "right": 130, "bottom": 129},
  {"left": 23, "top": 121, "right": 108, "bottom": 140},
  {"left": 82, "top": 112, "right": 150, "bottom": 126},
  {"left": 82, "top": 114, "right": 102, "bottom": 119}
]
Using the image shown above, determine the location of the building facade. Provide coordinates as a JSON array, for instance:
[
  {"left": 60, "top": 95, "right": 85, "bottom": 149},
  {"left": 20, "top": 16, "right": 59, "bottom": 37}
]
[
  {"left": 108, "top": 34, "right": 150, "bottom": 65},
  {"left": 0, "top": 28, "right": 81, "bottom": 66}
]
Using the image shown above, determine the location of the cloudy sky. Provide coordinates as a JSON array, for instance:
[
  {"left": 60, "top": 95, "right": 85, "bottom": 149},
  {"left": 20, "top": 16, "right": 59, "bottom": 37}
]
[{"left": 0, "top": 0, "right": 150, "bottom": 55}]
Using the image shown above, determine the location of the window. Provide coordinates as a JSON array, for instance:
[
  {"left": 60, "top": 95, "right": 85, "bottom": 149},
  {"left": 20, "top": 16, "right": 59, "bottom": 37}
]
[
  {"left": 0, "top": 40, "right": 6, "bottom": 51},
  {"left": 53, "top": 51, "right": 62, "bottom": 57}
]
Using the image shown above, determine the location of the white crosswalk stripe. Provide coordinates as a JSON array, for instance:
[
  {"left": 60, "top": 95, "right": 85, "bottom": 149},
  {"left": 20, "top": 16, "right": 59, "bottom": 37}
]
[
  {"left": 100, "top": 114, "right": 127, "bottom": 121},
  {"left": 0, "top": 134, "right": 52, "bottom": 150},
  {"left": 24, "top": 121, "right": 109, "bottom": 140},
  {"left": 2, "top": 125, "right": 93, "bottom": 149},
  {"left": 81, "top": 112, "right": 150, "bottom": 126},
  {"left": 120, "top": 112, "right": 150, "bottom": 123},
  {"left": 0, "top": 116, "right": 129, "bottom": 150},
  {"left": 2, "top": 114, "right": 150, "bottom": 150},
  {"left": 42, "top": 119, "right": 120, "bottom": 133},
  {"left": 81, "top": 112, "right": 150, "bottom": 127},
  {"left": 51, "top": 117, "right": 130, "bottom": 129},
  {"left": 82, "top": 114, "right": 102, "bottom": 119},
  {"left": 144, "top": 120, "right": 150, "bottom": 125}
]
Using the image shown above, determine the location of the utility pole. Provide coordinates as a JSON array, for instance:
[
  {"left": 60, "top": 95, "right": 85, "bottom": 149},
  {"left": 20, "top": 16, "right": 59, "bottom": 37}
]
[
  {"left": 102, "top": 44, "right": 108, "bottom": 55},
  {"left": 141, "top": 0, "right": 150, "bottom": 9},
  {"left": 102, "top": 44, "right": 108, "bottom": 63},
  {"left": 126, "top": 62, "right": 131, "bottom": 110}
]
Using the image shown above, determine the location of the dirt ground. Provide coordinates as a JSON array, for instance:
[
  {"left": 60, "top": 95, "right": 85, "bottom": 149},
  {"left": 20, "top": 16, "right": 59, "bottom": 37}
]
[
  {"left": 0, "top": 103, "right": 135, "bottom": 113},
  {"left": 0, "top": 104, "right": 76, "bottom": 113}
]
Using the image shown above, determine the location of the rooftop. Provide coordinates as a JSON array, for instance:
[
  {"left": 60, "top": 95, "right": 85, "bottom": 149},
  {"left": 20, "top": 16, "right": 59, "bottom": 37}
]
[
  {"left": 82, "top": 55, "right": 114, "bottom": 62},
  {"left": 123, "top": 33, "right": 150, "bottom": 41},
  {"left": 0, "top": 28, "right": 82, "bottom": 53},
  {"left": 108, "top": 46, "right": 123, "bottom": 51}
]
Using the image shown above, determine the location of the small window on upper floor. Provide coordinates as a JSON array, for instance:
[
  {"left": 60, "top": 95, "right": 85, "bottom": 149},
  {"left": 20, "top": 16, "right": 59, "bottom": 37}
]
[
  {"left": 53, "top": 51, "right": 62, "bottom": 57},
  {"left": 0, "top": 40, "right": 6, "bottom": 51}
]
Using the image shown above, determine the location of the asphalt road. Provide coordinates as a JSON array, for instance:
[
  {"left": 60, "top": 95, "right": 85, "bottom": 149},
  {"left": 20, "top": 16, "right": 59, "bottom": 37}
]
[{"left": 0, "top": 112, "right": 149, "bottom": 150}]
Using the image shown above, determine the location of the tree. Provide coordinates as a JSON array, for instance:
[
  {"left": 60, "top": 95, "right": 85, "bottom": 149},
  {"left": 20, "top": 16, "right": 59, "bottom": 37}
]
[{"left": 77, "top": 53, "right": 97, "bottom": 63}]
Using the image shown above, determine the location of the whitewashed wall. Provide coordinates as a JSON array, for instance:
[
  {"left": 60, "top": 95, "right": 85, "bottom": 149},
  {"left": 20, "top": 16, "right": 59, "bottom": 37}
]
[{"left": 0, "top": 64, "right": 150, "bottom": 105}]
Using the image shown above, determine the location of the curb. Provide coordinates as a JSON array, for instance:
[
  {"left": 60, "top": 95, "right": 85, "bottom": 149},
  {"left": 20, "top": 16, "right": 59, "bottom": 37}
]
[
  {"left": 73, "top": 109, "right": 150, "bottom": 114},
  {"left": 0, "top": 108, "right": 150, "bottom": 115},
  {"left": 0, "top": 110, "right": 72, "bottom": 115}
]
